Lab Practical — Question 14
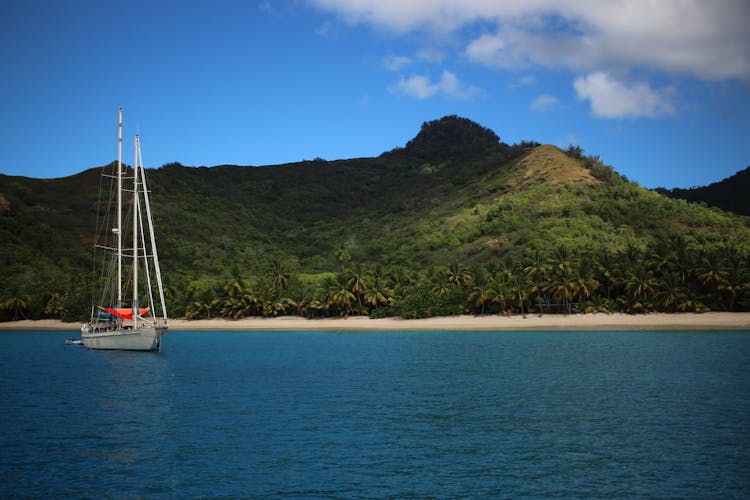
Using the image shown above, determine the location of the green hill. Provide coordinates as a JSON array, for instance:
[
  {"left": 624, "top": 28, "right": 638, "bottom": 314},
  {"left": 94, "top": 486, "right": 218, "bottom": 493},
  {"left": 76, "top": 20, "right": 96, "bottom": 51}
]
[
  {"left": 1, "top": 116, "right": 749, "bottom": 320},
  {"left": 656, "top": 166, "right": 750, "bottom": 216}
]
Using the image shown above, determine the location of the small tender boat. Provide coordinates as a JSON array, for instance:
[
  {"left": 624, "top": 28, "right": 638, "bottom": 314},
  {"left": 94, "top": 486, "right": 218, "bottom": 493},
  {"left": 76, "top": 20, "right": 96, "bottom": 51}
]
[{"left": 65, "top": 338, "right": 82, "bottom": 345}]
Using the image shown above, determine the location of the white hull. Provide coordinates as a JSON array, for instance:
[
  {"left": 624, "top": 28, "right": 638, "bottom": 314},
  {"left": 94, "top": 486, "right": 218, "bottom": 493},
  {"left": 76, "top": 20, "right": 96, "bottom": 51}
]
[{"left": 81, "top": 326, "right": 165, "bottom": 351}]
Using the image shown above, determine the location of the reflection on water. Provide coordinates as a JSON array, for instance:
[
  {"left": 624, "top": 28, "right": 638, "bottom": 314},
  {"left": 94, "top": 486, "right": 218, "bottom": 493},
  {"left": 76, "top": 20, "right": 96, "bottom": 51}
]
[{"left": 86, "top": 351, "right": 173, "bottom": 472}]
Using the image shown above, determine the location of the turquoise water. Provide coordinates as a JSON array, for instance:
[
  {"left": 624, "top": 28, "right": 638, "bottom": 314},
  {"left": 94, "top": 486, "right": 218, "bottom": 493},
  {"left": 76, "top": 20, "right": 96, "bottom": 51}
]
[{"left": 1, "top": 329, "right": 749, "bottom": 498}]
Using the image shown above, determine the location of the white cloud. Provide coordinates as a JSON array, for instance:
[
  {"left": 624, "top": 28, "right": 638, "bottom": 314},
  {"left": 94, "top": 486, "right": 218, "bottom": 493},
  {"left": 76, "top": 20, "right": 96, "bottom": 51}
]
[
  {"left": 310, "top": 0, "right": 491, "bottom": 33},
  {"left": 416, "top": 48, "right": 445, "bottom": 65},
  {"left": 466, "top": 27, "right": 597, "bottom": 71},
  {"left": 383, "top": 55, "right": 412, "bottom": 71},
  {"left": 389, "top": 70, "right": 482, "bottom": 100},
  {"left": 466, "top": 30, "right": 528, "bottom": 69},
  {"left": 510, "top": 75, "right": 537, "bottom": 90},
  {"left": 530, "top": 94, "right": 559, "bottom": 112},
  {"left": 439, "top": 70, "right": 482, "bottom": 99},
  {"left": 574, "top": 72, "right": 676, "bottom": 118},
  {"left": 390, "top": 74, "right": 437, "bottom": 99},
  {"left": 314, "top": 21, "right": 334, "bottom": 36},
  {"left": 311, "top": 0, "right": 750, "bottom": 81},
  {"left": 384, "top": 51, "right": 443, "bottom": 73}
]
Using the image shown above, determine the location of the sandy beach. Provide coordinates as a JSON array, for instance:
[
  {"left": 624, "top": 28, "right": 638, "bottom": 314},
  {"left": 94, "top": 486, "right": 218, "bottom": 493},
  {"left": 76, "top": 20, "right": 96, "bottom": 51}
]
[{"left": 1, "top": 312, "right": 749, "bottom": 331}]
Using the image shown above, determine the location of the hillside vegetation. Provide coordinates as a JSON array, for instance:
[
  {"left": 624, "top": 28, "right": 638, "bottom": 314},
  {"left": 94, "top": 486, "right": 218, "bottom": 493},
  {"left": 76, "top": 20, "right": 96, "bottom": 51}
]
[
  {"left": 656, "top": 166, "right": 750, "bottom": 216},
  {"left": 1, "top": 116, "right": 749, "bottom": 321}
]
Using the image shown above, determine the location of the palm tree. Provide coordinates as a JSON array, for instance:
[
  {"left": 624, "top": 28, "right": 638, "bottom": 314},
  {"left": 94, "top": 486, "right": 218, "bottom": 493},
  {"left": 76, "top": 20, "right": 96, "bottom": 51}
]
[
  {"left": 334, "top": 243, "right": 351, "bottom": 273},
  {"left": 470, "top": 265, "right": 490, "bottom": 286},
  {"left": 221, "top": 286, "right": 261, "bottom": 318},
  {"left": 387, "top": 268, "right": 418, "bottom": 307},
  {"left": 523, "top": 249, "right": 547, "bottom": 280},
  {"left": 186, "top": 298, "right": 221, "bottom": 319},
  {"left": 329, "top": 279, "right": 356, "bottom": 317},
  {"left": 266, "top": 257, "right": 290, "bottom": 294},
  {"left": 696, "top": 255, "right": 728, "bottom": 292},
  {"left": 510, "top": 275, "right": 529, "bottom": 316},
  {"left": 304, "top": 298, "right": 329, "bottom": 318},
  {"left": 219, "top": 273, "right": 259, "bottom": 318},
  {"left": 546, "top": 272, "right": 576, "bottom": 314},
  {"left": 622, "top": 243, "right": 644, "bottom": 270},
  {"left": 679, "top": 288, "right": 709, "bottom": 313},
  {"left": 223, "top": 275, "right": 245, "bottom": 300},
  {"left": 594, "top": 249, "right": 618, "bottom": 300},
  {"left": 157, "top": 283, "right": 177, "bottom": 304},
  {"left": 467, "top": 283, "right": 491, "bottom": 315},
  {"left": 550, "top": 244, "right": 577, "bottom": 276},
  {"left": 655, "top": 272, "right": 686, "bottom": 313},
  {"left": 263, "top": 297, "right": 299, "bottom": 317},
  {"left": 573, "top": 260, "right": 599, "bottom": 306},
  {"left": 488, "top": 279, "right": 510, "bottom": 315},
  {"left": 430, "top": 274, "right": 451, "bottom": 299},
  {"left": 447, "top": 262, "right": 471, "bottom": 288},
  {"left": 2, "top": 294, "right": 31, "bottom": 320},
  {"left": 647, "top": 238, "right": 679, "bottom": 275},
  {"left": 44, "top": 292, "right": 66, "bottom": 319},
  {"left": 625, "top": 267, "right": 657, "bottom": 312},
  {"left": 363, "top": 278, "right": 393, "bottom": 314},
  {"left": 524, "top": 249, "right": 548, "bottom": 310},
  {"left": 346, "top": 264, "right": 371, "bottom": 310},
  {"left": 719, "top": 261, "right": 748, "bottom": 311}
]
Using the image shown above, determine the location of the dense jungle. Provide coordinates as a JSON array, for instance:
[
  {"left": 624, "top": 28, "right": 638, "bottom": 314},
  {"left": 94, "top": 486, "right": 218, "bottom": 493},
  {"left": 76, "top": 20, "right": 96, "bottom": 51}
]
[{"left": 1, "top": 116, "right": 748, "bottom": 321}]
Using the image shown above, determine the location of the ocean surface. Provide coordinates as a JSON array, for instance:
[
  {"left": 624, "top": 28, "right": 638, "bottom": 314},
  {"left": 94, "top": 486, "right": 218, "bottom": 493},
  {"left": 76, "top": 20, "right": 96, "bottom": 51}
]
[{"left": 1, "top": 329, "right": 749, "bottom": 498}]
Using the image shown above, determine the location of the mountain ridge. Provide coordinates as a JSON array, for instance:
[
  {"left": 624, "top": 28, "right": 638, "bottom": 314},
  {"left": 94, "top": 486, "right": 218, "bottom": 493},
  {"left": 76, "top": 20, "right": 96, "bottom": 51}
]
[{"left": 656, "top": 166, "right": 750, "bottom": 216}]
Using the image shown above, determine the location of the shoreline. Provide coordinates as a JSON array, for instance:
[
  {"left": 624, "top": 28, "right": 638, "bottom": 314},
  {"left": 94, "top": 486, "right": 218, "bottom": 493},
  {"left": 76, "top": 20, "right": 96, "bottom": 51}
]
[{"left": 1, "top": 312, "right": 749, "bottom": 332}]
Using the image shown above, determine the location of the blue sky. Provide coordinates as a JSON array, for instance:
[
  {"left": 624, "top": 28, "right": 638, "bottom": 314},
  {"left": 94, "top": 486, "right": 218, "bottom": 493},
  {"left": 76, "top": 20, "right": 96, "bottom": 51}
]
[{"left": 1, "top": 0, "right": 748, "bottom": 188}]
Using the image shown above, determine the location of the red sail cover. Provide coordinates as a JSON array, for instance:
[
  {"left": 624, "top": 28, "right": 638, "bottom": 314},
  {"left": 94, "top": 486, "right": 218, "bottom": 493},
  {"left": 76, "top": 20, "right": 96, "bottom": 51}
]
[{"left": 102, "top": 307, "right": 149, "bottom": 320}]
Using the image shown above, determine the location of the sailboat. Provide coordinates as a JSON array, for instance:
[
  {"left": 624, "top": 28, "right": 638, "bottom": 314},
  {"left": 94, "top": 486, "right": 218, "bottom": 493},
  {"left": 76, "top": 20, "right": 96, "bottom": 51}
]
[{"left": 81, "top": 109, "right": 168, "bottom": 351}]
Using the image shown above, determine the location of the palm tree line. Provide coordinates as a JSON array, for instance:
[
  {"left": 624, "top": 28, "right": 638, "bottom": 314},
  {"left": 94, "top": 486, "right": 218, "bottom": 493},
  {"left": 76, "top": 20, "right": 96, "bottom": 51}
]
[
  {"left": 2, "top": 239, "right": 747, "bottom": 321},
  {"left": 178, "top": 240, "right": 749, "bottom": 320}
]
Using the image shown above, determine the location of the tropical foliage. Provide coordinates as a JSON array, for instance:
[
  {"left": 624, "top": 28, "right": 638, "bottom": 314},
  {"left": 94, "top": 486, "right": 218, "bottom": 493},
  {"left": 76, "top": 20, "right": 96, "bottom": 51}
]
[
  {"left": 656, "top": 165, "right": 750, "bottom": 216},
  {"left": 1, "top": 116, "right": 748, "bottom": 321}
]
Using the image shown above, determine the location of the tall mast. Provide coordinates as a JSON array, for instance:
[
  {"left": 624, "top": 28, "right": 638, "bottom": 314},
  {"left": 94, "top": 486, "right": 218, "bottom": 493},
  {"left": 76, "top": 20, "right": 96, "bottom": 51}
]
[
  {"left": 138, "top": 143, "right": 168, "bottom": 322},
  {"left": 132, "top": 134, "right": 140, "bottom": 329},
  {"left": 116, "top": 108, "right": 123, "bottom": 307}
]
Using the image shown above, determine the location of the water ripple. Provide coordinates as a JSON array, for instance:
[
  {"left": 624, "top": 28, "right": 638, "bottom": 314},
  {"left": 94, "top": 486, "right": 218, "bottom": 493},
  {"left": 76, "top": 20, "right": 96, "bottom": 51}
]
[{"left": 1, "top": 330, "right": 749, "bottom": 498}]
